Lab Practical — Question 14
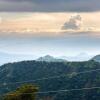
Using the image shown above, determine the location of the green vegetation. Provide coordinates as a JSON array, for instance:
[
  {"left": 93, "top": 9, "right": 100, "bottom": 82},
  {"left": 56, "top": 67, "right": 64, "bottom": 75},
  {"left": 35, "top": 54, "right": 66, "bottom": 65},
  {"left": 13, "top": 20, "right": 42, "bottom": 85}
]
[
  {"left": 0, "top": 60, "right": 100, "bottom": 99},
  {"left": 3, "top": 84, "right": 38, "bottom": 100}
]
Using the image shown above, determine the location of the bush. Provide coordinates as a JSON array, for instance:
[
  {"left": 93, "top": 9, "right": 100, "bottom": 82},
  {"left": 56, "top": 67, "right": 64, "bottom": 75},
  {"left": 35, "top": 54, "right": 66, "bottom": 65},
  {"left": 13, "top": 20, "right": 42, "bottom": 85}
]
[{"left": 3, "top": 84, "right": 39, "bottom": 100}]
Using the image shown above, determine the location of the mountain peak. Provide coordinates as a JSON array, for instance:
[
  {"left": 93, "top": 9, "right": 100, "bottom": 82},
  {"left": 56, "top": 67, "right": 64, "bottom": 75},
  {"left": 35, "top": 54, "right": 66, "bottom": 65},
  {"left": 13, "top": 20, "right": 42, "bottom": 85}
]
[
  {"left": 43, "top": 55, "right": 54, "bottom": 59},
  {"left": 92, "top": 55, "right": 100, "bottom": 62},
  {"left": 36, "top": 55, "right": 66, "bottom": 62}
]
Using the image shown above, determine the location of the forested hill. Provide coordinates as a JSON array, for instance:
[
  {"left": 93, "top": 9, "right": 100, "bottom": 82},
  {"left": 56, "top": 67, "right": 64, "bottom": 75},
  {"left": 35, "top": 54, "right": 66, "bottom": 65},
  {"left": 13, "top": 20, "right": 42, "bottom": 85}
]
[{"left": 0, "top": 60, "right": 100, "bottom": 100}]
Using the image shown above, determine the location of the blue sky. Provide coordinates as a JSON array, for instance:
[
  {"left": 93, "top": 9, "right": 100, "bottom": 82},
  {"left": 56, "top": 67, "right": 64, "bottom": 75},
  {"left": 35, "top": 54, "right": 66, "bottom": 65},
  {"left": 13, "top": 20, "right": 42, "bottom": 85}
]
[{"left": 0, "top": 34, "right": 100, "bottom": 56}]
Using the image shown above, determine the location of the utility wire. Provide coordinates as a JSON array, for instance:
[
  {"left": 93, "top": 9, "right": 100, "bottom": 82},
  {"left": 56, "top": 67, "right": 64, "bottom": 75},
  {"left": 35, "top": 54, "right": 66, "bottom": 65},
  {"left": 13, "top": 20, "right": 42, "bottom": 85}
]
[
  {"left": 3, "top": 86, "right": 100, "bottom": 95},
  {"left": 1, "top": 68, "right": 100, "bottom": 86}
]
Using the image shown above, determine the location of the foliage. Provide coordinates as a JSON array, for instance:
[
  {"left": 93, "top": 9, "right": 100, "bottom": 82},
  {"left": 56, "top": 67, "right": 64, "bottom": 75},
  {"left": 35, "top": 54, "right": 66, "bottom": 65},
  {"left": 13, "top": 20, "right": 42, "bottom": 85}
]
[
  {"left": 3, "top": 84, "right": 38, "bottom": 100},
  {"left": 0, "top": 60, "right": 100, "bottom": 99}
]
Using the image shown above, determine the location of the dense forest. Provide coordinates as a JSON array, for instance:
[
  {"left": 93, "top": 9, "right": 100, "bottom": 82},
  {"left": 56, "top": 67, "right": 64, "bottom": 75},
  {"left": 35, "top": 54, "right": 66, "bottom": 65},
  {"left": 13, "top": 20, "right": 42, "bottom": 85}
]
[{"left": 0, "top": 60, "right": 100, "bottom": 100}]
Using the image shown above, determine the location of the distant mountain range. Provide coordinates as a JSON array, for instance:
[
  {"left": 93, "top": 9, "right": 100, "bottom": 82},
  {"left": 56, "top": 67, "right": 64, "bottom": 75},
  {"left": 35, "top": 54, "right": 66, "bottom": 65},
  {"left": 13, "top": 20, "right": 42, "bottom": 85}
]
[
  {"left": 36, "top": 55, "right": 67, "bottom": 62},
  {"left": 36, "top": 54, "right": 100, "bottom": 63},
  {"left": 0, "top": 52, "right": 100, "bottom": 65},
  {"left": 60, "top": 53, "right": 94, "bottom": 61}
]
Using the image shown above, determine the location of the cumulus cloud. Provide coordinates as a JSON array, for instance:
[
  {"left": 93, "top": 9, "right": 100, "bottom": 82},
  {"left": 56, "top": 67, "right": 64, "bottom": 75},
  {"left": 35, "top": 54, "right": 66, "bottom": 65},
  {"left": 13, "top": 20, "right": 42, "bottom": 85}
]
[
  {"left": 0, "top": 0, "right": 100, "bottom": 12},
  {"left": 62, "top": 15, "right": 82, "bottom": 30}
]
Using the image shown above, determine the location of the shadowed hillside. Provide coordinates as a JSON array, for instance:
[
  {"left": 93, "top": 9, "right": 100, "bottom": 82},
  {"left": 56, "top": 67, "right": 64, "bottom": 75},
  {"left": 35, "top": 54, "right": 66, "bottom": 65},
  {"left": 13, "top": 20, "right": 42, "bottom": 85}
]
[{"left": 0, "top": 60, "right": 100, "bottom": 99}]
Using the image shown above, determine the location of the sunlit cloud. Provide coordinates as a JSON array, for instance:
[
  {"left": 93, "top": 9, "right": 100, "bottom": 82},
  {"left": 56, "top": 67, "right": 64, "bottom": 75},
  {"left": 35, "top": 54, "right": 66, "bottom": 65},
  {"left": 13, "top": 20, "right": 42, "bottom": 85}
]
[
  {"left": 62, "top": 15, "right": 82, "bottom": 30},
  {"left": 0, "top": 12, "right": 99, "bottom": 37}
]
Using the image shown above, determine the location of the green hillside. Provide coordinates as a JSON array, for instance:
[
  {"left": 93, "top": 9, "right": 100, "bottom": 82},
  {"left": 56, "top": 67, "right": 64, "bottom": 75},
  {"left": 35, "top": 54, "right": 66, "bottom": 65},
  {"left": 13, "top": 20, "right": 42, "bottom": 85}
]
[{"left": 0, "top": 60, "right": 100, "bottom": 99}]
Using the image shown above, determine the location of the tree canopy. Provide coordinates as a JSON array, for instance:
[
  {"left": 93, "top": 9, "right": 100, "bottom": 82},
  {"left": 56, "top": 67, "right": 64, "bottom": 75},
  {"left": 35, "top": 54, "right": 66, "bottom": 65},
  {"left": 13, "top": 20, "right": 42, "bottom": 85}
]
[{"left": 3, "top": 84, "right": 39, "bottom": 100}]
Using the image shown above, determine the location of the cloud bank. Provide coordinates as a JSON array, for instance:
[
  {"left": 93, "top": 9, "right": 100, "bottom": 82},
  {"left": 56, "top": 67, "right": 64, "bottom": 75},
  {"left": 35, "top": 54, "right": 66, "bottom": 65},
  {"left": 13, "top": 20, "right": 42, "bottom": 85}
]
[{"left": 0, "top": 0, "right": 100, "bottom": 12}]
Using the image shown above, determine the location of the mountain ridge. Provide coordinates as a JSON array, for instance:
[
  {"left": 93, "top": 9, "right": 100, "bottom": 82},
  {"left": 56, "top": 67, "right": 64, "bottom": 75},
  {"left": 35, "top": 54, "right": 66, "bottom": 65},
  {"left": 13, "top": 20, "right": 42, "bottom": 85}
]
[
  {"left": 36, "top": 55, "right": 67, "bottom": 62},
  {"left": 92, "top": 55, "right": 100, "bottom": 62},
  {"left": 0, "top": 60, "right": 100, "bottom": 100}
]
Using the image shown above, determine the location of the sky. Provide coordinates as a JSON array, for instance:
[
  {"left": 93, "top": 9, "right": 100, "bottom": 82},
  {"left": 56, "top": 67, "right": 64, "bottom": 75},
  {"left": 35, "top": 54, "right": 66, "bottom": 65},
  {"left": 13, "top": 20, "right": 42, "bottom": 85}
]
[{"left": 0, "top": 0, "right": 100, "bottom": 58}]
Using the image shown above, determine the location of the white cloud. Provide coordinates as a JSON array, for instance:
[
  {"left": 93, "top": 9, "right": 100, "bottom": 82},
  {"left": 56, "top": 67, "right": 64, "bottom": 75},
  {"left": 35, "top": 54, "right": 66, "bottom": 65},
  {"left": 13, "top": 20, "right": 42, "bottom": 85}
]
[
  {"left": 0, "top": 12, "right": 99, "bottom": 37},
  {"left": 62, "top": 15, "right": 82, "bottom": 30}
]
